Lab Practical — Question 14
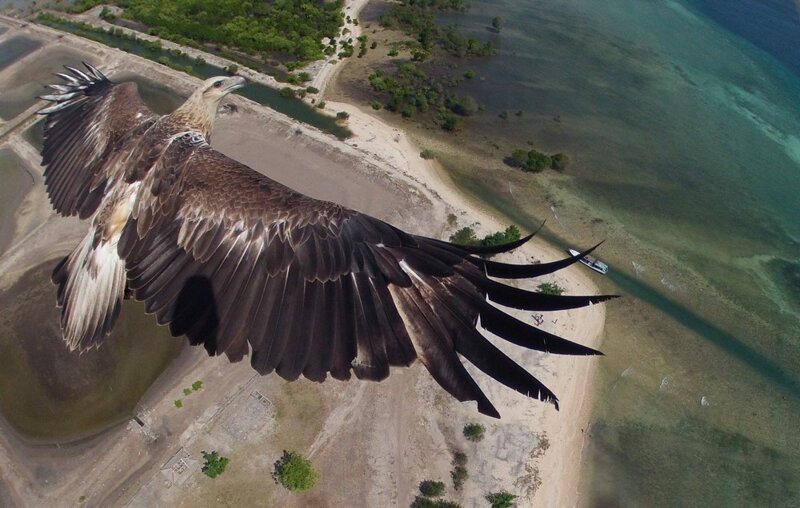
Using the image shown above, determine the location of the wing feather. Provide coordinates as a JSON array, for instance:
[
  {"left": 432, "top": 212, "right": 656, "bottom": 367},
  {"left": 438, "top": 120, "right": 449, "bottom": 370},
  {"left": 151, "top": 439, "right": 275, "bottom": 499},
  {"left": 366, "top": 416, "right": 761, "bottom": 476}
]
[
  {"left": 39, "top": 63, "right": 157, "bottom": 217},
  {"left": 119, "top": 138, "right": 613, "bottom": 417}
]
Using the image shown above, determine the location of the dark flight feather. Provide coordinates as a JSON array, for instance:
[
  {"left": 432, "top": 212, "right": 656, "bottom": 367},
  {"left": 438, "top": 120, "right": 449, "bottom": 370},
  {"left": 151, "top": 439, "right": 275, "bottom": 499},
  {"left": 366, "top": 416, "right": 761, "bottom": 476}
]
[{"left": 38, "top": 65, "right": 616, "bottom": 418}]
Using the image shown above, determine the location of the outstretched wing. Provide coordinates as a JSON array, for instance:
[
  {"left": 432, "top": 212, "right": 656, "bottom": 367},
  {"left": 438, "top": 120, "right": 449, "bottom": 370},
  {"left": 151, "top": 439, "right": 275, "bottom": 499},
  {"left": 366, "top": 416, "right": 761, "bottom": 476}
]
[
  {"left": 119, "top": 135, "right": 616, "bottom": 418},
  {"left": 39, "top": 63, "right": 158, "bottom": 219}
]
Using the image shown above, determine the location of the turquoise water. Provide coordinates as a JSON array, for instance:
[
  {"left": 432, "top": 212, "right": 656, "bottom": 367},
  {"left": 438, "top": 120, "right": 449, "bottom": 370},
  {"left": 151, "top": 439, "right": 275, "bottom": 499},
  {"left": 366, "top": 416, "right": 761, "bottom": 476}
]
[{"left": 430, "top": 0, "right": 800, "bottom": 504}]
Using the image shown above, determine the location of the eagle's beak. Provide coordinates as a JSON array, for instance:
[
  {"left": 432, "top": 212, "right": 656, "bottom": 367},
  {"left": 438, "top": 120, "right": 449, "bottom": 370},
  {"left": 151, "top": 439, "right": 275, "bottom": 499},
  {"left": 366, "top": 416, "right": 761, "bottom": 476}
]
[{"left": 224, "top": 76, "right": 246, "bottom": 92}]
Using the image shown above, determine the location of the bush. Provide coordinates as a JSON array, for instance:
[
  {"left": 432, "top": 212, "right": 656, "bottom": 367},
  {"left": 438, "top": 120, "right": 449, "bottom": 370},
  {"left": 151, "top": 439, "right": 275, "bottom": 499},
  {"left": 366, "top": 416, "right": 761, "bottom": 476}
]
[
  {"left": 441, "top": 114, "right": 458, "bottom": 131},
  {"left": 371, "top": 100, "right": 383, "bottom": 110},
  {"left": 298, "top": 71, "right": 311, "bottom": 82},
  {"left": 419, "top": 480, "right": 446, "bottom": 497},
  {"left": 451, "top": 465, "right": 468, "bottom": 490},
  {"left": 504, "top": 148, "right": 554, "bottom": 172},
  {"left": 452, "top": 451, "right": 467, "bottom": 466},
  {"left": 420, "top": 149, "right": 435, "bottom": 160},
  {"left": 449, "top": 227, "right": 478, "bottom": 246},
  {"left": 411, "top": 498, "right": 463, "bottom": 508},
  {"left": 463, "top": 423, "right": 486, "bottom": 442},
  {"left": 272, "top": 450, "right": 318, "bottom": 492},
  {"left": 336, "top": 111, "right": 350, "bottom": 120},
  {"left": 388, "top": 48, "right": 399, "bottom": 56},
  {"left": 498, "top": 110, "right": 509, "bottom": 120},
  {"left": 279, "top": 87, "right": 296, "bottom": 98},
  {"left": 480, "top": 225, "right": 521, "bottom": 247},
  {"left": 536, "top": 282, "right": 564, "bottom": 296},
  {"left": 446, "top": 95, "right": 478, "bottom": 116},
  {"left": 491, "top": 16, "right": 504, "bottom": 31},
  {"left": 550, "top": 152, "right": 569, "bottom": 170},
  {"left": 192, "top": 380, "right": 203, "bottom": 391},
  {"left": 317, "top": 101, "right": 326, "bottom": 109},
  {"left": 463, "top": 69, "right": 475, "bottom": 79},
  {"left": 306, "top": 86, "right": 319, "bottom": 94},
  {"left": 201, "top": 451, "right": 230, "bottom": 478},
  {"left": 224, "top": 64, "right": 239, "bottom": 75},
  {"left": 183, "top": 388, "right": 192, "bottom": 396},
  {"left": 99, "top": 6, "right": 116, "bottom": 22},
  {"left": 174, "top": 399, "right": 183, "bottom": 408},
  {"left": 486, "top": 491, "right": 517, "bottom": 508}
]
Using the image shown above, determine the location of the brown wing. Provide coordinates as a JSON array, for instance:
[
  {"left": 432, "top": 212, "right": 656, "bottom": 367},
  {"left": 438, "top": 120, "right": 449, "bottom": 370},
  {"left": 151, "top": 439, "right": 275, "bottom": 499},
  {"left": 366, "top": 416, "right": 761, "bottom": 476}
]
[
  {"left": 39, "top": 63, "right": 157, "bottom": 219},
  {"left": 119, "top": 136, "right": 616, "bottom": 418}
]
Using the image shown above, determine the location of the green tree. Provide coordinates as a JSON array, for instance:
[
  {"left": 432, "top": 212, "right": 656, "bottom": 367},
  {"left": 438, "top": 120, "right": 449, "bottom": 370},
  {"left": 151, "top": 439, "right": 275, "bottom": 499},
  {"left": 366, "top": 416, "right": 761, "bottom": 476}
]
[
  {"left": 486, "top": 491, "right": 517, "bottom": 508},
  {"left": 441, "top": 114, "right": 458, "bottom": 131},
  {"left": 550, "top": 152, "right": 569, "bottom": 170},
  {"left": 272, "top": 450, "right": 318, "bottom": 492},
  {"left": 411, "top": 498, "right": 463, "bottom": 508},
  {"left": 449, "top": 227, "right": 478, "bottom": 246},
  {"left": 480, "top": 225, "right": 521, "bottom": 247},
  {"left": 491, "top": 16, "right": 504, "bottom": 31},
  {"left": 419, "top": 480, "right": 446, "bottom": 497},
  {"left": 536, "top": 282, "right": 564, "bottom": 296},
  {"left": 201, "top": 451, "right": 230, "bottom": 478},
  {"left": 463, "top": 422, "right": 485, "bottom": 442},
  {"left": 451, "top": 465, "right": 468, "bottom": 490},
  {"left": 191, "top": 380, "right": 203, "bottom": 391}
]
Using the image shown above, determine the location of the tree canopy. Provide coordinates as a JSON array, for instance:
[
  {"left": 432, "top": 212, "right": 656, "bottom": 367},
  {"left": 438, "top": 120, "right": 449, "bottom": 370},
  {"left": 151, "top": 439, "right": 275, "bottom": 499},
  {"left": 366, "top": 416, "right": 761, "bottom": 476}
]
[
  {"left": 72, "top": 0, "right": 345, "bottom": 65},
  {"left": 272, "top": 450, "right": 318, "bottom": 492},
  {"left": 505, "top": 148, "right": 569, "bottom": 172},
  {"left": 201, "top": 451, "right": 230, "bottom": 478},
  {"left": 419, "top": 480, "right": 446, "bottom": 497},
  {"left": 449, "top": 225, "right": 521, "bottom": 248},
  {"left": 463, "top": 422, "right": 486, "bottom": 442},
  {"left": 486, "top": 491, "right": 517, "bottom": 508}
]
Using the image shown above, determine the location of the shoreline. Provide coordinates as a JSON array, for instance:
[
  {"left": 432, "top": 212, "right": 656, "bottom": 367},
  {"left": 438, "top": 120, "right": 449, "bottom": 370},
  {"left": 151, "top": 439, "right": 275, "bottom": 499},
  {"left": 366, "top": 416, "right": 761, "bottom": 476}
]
[
  {"left": 320, "top": 96, "right": 605, "bottom": 506},
  {"left": 0, "top": 11, "right": 606, "bottom": 506},
  {"left": 306, "top": 6, "right": 605, "bottom": 502}
]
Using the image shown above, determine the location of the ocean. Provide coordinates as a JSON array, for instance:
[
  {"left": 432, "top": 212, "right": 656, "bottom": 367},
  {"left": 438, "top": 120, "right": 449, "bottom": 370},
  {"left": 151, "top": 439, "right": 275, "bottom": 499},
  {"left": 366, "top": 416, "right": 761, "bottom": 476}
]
[{"left": 431, "top": 0, "right": 800, "bottom": 505}]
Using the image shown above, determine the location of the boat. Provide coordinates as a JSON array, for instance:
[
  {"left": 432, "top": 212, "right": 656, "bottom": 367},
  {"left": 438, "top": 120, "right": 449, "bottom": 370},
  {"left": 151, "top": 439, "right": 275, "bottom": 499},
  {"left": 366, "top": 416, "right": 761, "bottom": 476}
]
[{"left": 568, "top": 248, "right": 609, "bottom": 275}]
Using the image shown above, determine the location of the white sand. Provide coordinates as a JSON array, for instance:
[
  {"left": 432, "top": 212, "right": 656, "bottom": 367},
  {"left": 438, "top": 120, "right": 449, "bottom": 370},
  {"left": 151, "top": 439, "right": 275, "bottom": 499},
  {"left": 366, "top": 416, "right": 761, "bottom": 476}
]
[{"left": 321, "top": 100, "right": 606, "bottom": 506}]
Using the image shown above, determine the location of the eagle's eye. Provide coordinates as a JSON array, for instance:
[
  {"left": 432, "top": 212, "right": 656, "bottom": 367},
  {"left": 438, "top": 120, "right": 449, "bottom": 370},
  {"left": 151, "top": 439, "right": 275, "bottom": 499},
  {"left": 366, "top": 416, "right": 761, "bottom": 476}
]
[{"left": 213, "top": 81, "right": 223, "bottom": 89}]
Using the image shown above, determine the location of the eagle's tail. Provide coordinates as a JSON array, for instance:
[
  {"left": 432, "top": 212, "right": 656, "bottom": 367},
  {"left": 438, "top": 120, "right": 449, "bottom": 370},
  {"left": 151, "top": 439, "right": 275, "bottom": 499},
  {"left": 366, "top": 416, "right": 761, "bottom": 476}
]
[{"left": 53, "top": 230, "right": 126, "bottom": 351}]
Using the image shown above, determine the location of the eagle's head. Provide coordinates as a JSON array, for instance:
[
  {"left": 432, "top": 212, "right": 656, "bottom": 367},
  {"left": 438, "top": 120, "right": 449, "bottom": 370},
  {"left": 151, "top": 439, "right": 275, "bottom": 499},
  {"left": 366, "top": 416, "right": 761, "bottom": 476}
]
[
  {"left": 200, "top": 75, "right": 246, "bottom": 101},
  {"left": 173, "top": 75, "right": 246, "bottom": 135}
]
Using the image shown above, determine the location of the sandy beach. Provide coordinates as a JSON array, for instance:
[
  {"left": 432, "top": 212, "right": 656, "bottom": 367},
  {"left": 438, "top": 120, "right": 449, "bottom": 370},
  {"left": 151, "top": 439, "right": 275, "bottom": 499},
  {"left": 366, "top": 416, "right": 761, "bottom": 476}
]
[
  {"left": 0, "top": 10, "right": 606, "bottom": 507},
  {"left": 320, "top": 98, "right": 606, "bottom": 507}
]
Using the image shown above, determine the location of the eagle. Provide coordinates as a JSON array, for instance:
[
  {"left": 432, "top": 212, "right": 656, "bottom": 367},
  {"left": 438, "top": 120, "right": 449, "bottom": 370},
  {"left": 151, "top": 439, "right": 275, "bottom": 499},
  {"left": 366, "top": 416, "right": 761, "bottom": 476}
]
[{"left": 38, "top": 63, "right": 614, "bottom": 418}]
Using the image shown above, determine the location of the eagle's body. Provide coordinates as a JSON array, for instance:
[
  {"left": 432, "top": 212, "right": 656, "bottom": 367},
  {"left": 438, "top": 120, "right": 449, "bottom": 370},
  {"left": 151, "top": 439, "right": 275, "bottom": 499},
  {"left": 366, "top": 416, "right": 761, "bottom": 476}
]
[{"left": 39, "top": 64, "right": 614, "bottom": 418}]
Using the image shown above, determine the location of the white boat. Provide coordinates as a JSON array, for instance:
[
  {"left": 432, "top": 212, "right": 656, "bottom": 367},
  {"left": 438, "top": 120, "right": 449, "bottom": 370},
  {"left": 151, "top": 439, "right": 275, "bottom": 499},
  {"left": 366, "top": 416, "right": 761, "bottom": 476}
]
[{"left": 568, "top": 248, "right": 609, "bottom": 275}]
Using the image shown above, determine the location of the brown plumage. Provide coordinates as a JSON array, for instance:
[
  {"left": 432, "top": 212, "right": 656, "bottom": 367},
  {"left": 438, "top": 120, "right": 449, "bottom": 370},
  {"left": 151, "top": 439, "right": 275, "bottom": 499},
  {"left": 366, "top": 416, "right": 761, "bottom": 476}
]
[{"left": 39, "top": 63, "right": 615, "bottom": 418}]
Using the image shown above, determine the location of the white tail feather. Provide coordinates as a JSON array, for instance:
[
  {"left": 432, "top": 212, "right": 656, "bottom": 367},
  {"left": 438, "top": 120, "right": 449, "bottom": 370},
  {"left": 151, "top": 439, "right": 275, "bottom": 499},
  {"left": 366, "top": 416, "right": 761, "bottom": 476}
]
[{"left": 55, "top": 230, "right": 126, "bottom": 351}]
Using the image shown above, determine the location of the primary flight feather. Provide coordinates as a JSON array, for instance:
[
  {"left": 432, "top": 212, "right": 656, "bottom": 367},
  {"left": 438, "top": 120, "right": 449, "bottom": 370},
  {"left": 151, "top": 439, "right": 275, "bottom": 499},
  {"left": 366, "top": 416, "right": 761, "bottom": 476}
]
[{"left": 39, "top": 63, "right": 615, "bottom": 418}]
